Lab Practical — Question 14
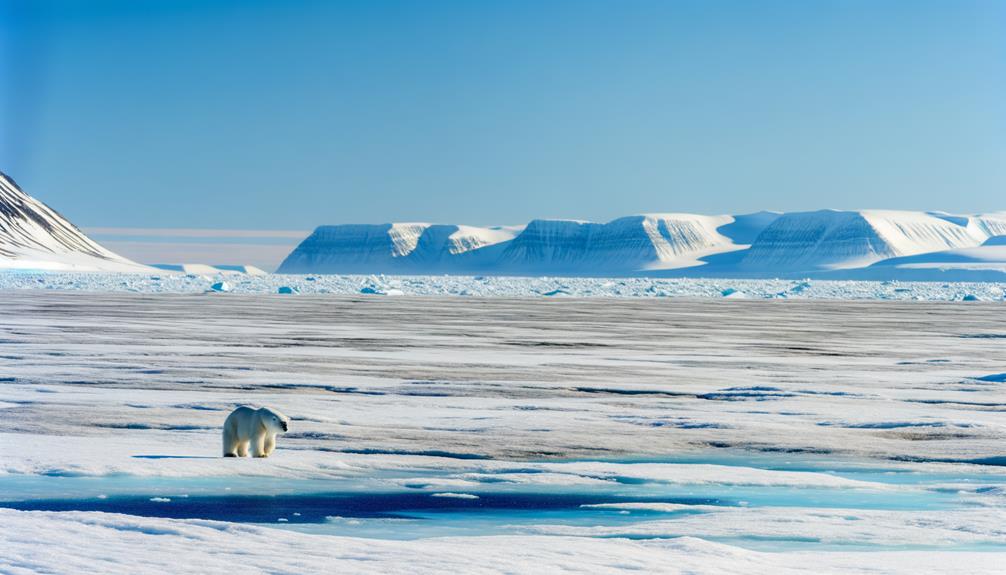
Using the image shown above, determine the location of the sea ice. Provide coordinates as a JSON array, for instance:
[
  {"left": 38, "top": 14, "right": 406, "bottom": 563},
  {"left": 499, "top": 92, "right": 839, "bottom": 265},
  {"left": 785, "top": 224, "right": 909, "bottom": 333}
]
[
  {"left": 2, "top": 271, "right": 1006, "bottom": 301},
  {"left": 2, "top": 292, "right": 1006, "bottom": 573}
]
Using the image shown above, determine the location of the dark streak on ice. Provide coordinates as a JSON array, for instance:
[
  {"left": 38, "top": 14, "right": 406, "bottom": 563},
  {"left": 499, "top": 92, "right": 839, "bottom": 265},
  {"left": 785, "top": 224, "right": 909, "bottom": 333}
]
[
  {"left": 574, "top": 387, "right": 693, "bottom": 398},
  {"left": 0, "top": 492, "right": 727, "bottom": 524},
  {"left": 324, "top": 448, "right": 493, "bottom": 460}
]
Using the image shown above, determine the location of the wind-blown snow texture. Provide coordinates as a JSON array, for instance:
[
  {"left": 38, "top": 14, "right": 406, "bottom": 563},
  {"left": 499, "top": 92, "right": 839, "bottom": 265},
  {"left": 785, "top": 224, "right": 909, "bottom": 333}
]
[
  {"left": 0, "top": 171, "right": 148, "bottom": 272},
  {"left": 279, "top": 210, "right": 1006, "bottom": 280},
  {"left": 3, "top": 293, "right": 1006, "bottom": 573},
  {"left": 4, "top": 510, "right": 1005, "bottom": 575}
]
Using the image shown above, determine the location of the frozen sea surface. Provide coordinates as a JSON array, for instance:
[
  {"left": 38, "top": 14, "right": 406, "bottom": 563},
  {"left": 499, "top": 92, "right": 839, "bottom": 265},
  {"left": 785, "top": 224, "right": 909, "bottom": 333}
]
[
  {"left": 2, "top": 292, "right": 1006, "bottom": 573},
  {"left": 1, "top": 269, "right": 1006, "bottom": 300},
  {"left": 4, "top": 459, "right": 1004, "bottom": 554}
]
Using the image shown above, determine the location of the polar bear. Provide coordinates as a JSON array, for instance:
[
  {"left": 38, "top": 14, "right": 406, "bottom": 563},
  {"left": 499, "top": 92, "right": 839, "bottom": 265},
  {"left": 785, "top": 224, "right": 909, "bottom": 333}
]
[{"left": 222, "top": 406, "right": 290, "bottom": 458}]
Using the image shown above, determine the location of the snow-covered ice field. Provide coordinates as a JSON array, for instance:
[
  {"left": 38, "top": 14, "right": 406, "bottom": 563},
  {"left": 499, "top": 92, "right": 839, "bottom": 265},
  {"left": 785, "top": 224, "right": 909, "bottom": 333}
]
[
  {"left": 2, "top": 291, "right": 1006, "bottom": 573},
  {"left": 1, "top": 270, "right": 1006, "bottom": 301}
]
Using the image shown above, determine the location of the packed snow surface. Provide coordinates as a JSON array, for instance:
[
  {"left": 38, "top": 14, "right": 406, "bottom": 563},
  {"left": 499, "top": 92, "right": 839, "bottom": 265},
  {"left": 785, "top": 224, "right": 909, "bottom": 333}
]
[
  {"left": 2, "top": 292, "right": 1006, "bottom": 573},
  {"left": 8, "top": 511, "right": 1006, "bottom": 575}
]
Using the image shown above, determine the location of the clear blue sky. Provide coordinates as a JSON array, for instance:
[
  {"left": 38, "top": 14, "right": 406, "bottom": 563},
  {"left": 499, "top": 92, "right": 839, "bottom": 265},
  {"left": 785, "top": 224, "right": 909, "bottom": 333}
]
[{"left": 2, "top": 0, "right": 1003, "bottom": 229}]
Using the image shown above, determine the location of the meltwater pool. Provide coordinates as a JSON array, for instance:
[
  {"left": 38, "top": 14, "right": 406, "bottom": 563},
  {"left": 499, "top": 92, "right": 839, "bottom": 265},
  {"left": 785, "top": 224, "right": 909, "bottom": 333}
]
[{"left": 3, "top": 454, "right": 1004, "bottom": 551}]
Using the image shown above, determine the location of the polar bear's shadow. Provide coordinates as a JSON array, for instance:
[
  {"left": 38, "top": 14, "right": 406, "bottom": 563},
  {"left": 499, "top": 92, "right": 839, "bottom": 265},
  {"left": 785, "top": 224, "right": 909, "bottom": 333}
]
[{"left": 132, "top": 455, "right": 218, "bottom": 460}]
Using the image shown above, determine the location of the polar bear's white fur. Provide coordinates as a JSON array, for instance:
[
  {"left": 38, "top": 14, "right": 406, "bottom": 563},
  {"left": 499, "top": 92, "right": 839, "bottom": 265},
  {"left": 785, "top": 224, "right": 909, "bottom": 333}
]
[{"left": 222, "top": 406, "right": 290, "bottom": 458}]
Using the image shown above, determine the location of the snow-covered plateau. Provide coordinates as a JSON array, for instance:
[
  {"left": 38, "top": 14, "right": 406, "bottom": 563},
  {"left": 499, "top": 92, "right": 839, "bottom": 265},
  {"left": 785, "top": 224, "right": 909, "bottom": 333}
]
[
  {"left": 2, "top": 292, "right": 1006, "bottom": 573},
  {"left": 277, "top": 211, "right": 1006, "bottom": 280}
]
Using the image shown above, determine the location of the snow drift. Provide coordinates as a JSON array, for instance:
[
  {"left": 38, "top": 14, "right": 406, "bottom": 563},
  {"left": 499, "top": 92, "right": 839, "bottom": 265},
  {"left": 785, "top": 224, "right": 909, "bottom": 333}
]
[{"left": 0, "top": 171, "right": 149, "bottom": 272}]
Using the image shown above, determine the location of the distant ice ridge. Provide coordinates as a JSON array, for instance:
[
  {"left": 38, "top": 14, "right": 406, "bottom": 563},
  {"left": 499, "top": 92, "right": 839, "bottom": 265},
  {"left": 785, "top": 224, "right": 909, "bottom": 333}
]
[
  {"left": 0, "top": 171, "right": 149, "bottom": 272},
  {"left": 3, "top": 166, "right": 1004, "bottom": 281},
  {"left": 497, "top": 214, "right": 744, "bottom": 273},
  {"left": 151, "top": 264, "right": 269, "bottom": 276},
  {"left": 278, "top": 212, "right": 778, "bottom": 275},
  {"left": 278, "top": 210, "right": 1006, "bottom": 279},
  {"left": 741, "top": 210, "right": 997, "bottom": 271},
  {"left": 277, "top": 223, "right": 521, "bottom": 274}
]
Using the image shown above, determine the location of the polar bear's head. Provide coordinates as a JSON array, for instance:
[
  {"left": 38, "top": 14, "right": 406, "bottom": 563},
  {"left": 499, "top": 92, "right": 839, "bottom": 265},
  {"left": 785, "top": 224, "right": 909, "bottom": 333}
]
[{"left": 258, "top": 407, "right": 290, "bottom": 434}]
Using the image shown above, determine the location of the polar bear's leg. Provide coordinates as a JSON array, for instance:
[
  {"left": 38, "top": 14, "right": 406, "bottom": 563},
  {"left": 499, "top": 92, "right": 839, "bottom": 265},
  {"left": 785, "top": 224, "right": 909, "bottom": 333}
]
[
  {"left": 237, "top": 440, "right": 250, "bottom": 457},
  {"left": 252, "top": 432, "right": 268, "bottom": 458},
  {"left": 263, "top": 434, "right": 276, "bottom": 456},
  {"left": 222, "top": 425, "right": 239, "bottom": 457}
]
